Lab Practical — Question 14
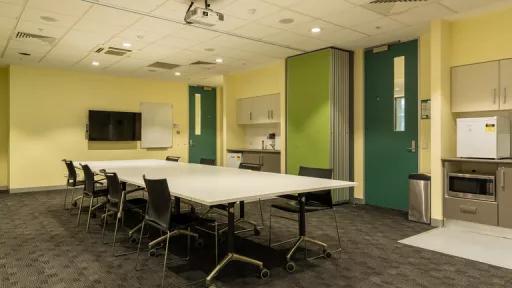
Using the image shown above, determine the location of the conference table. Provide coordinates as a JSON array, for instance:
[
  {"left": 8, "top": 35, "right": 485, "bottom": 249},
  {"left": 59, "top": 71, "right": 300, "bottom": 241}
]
[{"left": 77, "top": 159, "right": 356, "bottom": 286}]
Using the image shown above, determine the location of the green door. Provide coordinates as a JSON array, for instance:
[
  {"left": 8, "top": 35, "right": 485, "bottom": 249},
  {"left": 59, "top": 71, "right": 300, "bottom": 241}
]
[
  {"left": 364, "top": 40, "right": 418, "bottom": 211},
  {"left": 189, "top": 86, "right": 216, "bottom": 164}
]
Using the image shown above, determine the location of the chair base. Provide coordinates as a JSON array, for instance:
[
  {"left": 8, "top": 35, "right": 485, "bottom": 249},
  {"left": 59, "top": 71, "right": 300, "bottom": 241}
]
[{"left": 205, "top": 253, "right": 269, "bottom": 287}]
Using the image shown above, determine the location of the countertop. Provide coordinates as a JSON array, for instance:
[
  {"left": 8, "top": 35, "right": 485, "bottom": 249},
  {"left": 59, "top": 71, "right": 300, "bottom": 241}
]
[
  {"left": 227, "top": 148, "right": 281, "bottom": 154},
  {"left": 442, "top": 157, "right": 512, "bottom": 164}
]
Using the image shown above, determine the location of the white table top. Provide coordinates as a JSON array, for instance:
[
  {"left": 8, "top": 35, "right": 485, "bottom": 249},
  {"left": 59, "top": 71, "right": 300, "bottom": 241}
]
[{"left": 77, "top": 159, "right": 357, "bottom": 206}]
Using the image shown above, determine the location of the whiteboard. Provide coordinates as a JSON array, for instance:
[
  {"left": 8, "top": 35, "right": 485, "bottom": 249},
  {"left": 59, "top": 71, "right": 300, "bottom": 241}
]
[{"left": 140, "top": 102, "right": 172, "bottom": 148}]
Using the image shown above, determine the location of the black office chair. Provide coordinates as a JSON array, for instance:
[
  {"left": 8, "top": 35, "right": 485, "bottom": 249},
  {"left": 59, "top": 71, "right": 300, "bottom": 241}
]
[
  {"left": 268, "top": 166, "right": 342, "bottom": 273},
  {"left": 62, "top": 159, "right": 85, "bottom": 210},
  {"left": 101, "top": 170, "right": 146, "bottom": 256},
  {"left": 135, "top": 176, "right": 203, "bottom": 288},
  {"left": 77, "top": 164, "right": 109, "bottom": 232},
  {"left": 165, "top": 156, "right": 180, "bottom": 162},
  {"left": 199, "top": 158, "right": 216, "bottom": 166}
]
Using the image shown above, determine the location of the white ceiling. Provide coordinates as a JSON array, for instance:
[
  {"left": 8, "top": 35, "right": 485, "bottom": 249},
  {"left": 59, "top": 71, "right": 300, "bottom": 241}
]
[{"left": 0, "top": 0, "right": 511, "bottom": 86}]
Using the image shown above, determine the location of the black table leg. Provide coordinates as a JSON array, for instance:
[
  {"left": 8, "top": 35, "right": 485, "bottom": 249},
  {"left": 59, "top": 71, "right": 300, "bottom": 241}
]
[{"left": 174, "top": 196, "right": 181, "bottom": 215}]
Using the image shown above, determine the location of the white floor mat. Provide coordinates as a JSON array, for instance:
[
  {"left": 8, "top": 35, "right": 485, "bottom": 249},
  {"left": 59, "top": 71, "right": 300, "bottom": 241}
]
[{"left": 399, "top": 220, "right": 512, "bottom": 269}]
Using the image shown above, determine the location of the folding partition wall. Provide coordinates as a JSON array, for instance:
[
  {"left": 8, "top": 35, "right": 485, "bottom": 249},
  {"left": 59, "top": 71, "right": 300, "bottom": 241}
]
[{"left": 286, "top": 48, "right": 354, "bottom": 204}]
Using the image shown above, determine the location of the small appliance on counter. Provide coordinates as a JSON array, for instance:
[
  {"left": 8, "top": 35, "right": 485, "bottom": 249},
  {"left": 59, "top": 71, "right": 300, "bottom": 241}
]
[
  {"left": 447, "top": 172, "right": 496, "bottom": 202},
  {"left": 456, "top": 116, "right": 510, "bottom": 159},
  {"left": 226, "top": 153, "right": 242, "bottom": 168}
]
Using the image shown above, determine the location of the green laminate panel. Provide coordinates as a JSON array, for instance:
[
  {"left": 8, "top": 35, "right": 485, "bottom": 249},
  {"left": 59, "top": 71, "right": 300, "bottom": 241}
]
[
  {"left": 189, "top": 86, "right": 217, "bottom": 164},
  {"left": 287, "top": 49, "right": 332, "bottom": 175}
]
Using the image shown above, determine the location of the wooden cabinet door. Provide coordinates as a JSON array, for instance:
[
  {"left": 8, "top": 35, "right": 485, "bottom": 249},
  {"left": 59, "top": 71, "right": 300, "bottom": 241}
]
[
  {"left": 498, "top": 167, "right": 512, "bottom": 228},
  {"left": 500, "top": 59, "right": 512, "bottom": 110},
  {"left": 267, "top": 94, "right": 280, "bottom": 123},
  {"left": 451, "top": 61, "right": 500, "bottom": 112},
  {"left": 237, "top": 98, "right": 252, "bottom": 124}
]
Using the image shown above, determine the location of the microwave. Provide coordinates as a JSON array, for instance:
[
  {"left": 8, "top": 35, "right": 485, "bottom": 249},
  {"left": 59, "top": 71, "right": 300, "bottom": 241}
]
[
  {"left": 447, "top": 173, "right": 496, "bottom": 202},
  {"left": 457, "top": 116, "right": 510, "bottom": 159}
]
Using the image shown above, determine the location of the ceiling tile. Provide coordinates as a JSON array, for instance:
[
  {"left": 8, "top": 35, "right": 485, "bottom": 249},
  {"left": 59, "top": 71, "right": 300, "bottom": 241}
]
[
  {"left": 390, "top": 3, "right": 455, "bottom": 25},
  {"left": 75, "top": 52, "right": 123, "bottom": 69},
  {"left": 352, "top": 17, "right": 403, "bottom": 36},
  {"left": 0, "top": 1, "right": 23, "bottom": 19},
  {"left": 26, "top": 0, "right": 92, "bottom": 16},
  {"left": 0, "top": 16, "right": 17, "bottom": 37},
  {"left": 222, "top": 0, "right": 281, "bottom": 20},
  {"left": 105, "top": 57, "right": 153, "bottom": 72},
  {"left": 257, "top": 9, "right": 315, "bottom": 31},
  {"left": 209, "top": 14, "right": 248, "bottom": 31},
  {"left": 263, "top": 31, "right": 329, "bottom": 51},
  {"left": 73, "top": 5, "right": 141, "bottom": 35},
  {"left": 96, "top": 0, "right": 167, "bottom": 12},
  {"left": 20, "top": 8, "right": 81, "bottom": 28},
  {"left": 290, "top": 0, "right": 354, "bottom": 18},
  {"left": 151, "top": 0, "right": 193, "bottom": 21},
  {"left": 40, "top": 51, "right": 86, "bottom": 67},
  {"left": 259, "top": 0, "right": 301, "bottom": 8},
  {"left": 56, "top": 29, "right": 114, "bottom": 53},
  {"left": 440, "top": 0, "right": 501, "bottom": 13},
  {"left": 323, "top": 6, "right": 382, "bottom": 28},
  {"left": 16, "top": 20, "right": 69, "bottom": 38},
  {"left": 231, "top": 22, "right": 284, "bottom": 39}
]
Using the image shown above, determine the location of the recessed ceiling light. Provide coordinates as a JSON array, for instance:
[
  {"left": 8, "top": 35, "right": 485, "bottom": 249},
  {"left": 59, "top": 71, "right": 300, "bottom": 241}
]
[
  {"left": 215, "top": 58, "right": 223, "bottom": 63},
  {"left": 311, "top": 27, "right": 321, "bottom": 33},
  {"left": 40, "top": 16, "right": 57, "bottom": 22},
  {"left": 174, "top": 72, "right": 181, "bottom": 76},
  {"left": 278, "top": 18, "right": 294, "bottom": 24},
  {"left": 122, "top": 42, "right": 132, "bottom": 48},
  {"left": 91, "top": 61, "right": 100, "bottom": 66}
]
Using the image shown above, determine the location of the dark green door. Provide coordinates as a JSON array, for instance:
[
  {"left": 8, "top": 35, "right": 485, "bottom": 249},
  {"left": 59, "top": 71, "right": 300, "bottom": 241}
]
[
  {"left": 364, "top": 40, "right": 418, "bottom": 211},
  {"left": 189, "top": 86, "right": 216, "bottom": 164}
]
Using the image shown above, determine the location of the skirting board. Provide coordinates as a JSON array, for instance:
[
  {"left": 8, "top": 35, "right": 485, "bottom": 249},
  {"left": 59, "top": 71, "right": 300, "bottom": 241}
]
[
  {"left": 0, "top": 186, "right": 8, "bottom": 193},
  {"left": 431, "top": 218, "right": 444, "bottom": 227},
  {"left": 9, "top": 185, "right": 68, "bottom": 194},
  {"left": 353, "top": 197, "right": 365, "bottom": 205}
]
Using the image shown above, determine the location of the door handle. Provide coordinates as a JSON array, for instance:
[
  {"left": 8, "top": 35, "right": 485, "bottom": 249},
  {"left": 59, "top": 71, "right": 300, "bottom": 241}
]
[
  {"left": 501, "top": 167, "right": 505, "bottom": 189},
  {"left": 407, "top": 140, "right": 416, "bottom": 153},
  {"left": 189, "top": 139, "right": 193, "bottom": 147}
]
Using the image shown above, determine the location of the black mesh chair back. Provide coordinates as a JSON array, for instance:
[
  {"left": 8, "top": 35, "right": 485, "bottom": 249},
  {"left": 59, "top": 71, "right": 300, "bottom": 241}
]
[
  {"left": 166, "top": 156, "right": 180, "bottom": 162},
  {"left": 143, "top": 176, "right": 172, "bottom": 229},
  {"left": 102, "top": 170, "right": 123, "bottom": 204},
  {"left": 299, "top": 166, "right": 334, "bottom": 208},
  {"left": 63, "top": 159, "right": 78, "bottom": 185},
  {"left": 200, "top": 158, "right": 216, "bottom": 166},
  {"left": 239, "top": 162, "right": 262, "bottom": 171},
  {"left": 81, "top": 164, "right": 97, "bottom": 195}
]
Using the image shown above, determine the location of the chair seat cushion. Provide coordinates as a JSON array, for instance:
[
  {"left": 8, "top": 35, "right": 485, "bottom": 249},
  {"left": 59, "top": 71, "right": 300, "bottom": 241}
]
[
  {"left": 126, "top": 198, "right": 147, "bottom": 211},
  {"left": 211, "top": 204, "right": 228, "bottom": 211},
  {"left": 271, "top": 201, "right": 330, "bottom": 214},
  {"left": 84, "top": 187, "right": 108, "bottom": 197}
]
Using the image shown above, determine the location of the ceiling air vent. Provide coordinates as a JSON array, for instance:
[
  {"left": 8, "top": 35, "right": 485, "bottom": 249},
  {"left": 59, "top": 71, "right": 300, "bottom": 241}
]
[
  {"left": 15, "top": 31, "right": 56, "bottom": 45},
  {"left": 190, "top": 61, "right": 215, "bottom": 65},
  {"left": 147, "top": 62, "right": 180, "bottom": 70},
  {"left": 94, "top": 46, "right": 132, "bottom": 56}
]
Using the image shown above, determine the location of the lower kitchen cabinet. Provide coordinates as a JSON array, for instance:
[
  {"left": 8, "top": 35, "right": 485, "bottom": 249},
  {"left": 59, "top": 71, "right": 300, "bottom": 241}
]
[
  {"left": 498, "top": 167, "right": 512, "bottom": 228},
  {"left": 444, "top": 196, "right": 498, "bottom": 226},
  {"left": 241, "top": 151, "right": 280, "bottom": 173}
]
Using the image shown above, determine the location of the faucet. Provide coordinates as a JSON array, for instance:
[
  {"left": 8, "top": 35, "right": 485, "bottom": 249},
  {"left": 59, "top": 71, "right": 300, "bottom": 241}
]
[{"left": 261, "top": 140, "right": 265, "bottom": 150}]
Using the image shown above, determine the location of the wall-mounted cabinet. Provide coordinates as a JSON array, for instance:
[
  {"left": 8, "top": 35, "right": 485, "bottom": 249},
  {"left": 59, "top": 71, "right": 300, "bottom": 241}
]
[
  {"left": 451, "top": 59, "right": 512, "bottom": 112},
  {"left": 237, "top": 94, "right": 280, "bottom": 125}
]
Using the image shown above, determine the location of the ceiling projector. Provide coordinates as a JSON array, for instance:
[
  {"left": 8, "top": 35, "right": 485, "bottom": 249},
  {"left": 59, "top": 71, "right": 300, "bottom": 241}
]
[{"left": 184, "top": 1, "right": 224, "bottom": 27}]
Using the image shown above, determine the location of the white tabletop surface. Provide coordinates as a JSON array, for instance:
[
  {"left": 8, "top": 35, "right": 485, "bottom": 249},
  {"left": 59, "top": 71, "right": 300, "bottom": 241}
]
[{"left": 77, "top": 159, "right": 357, "bottom": 206}]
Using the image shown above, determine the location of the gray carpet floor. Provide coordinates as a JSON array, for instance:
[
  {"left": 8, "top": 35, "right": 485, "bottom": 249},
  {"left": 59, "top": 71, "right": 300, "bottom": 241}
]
[{"left": 1, "top": 189, "right": 511, "bottom": 288}]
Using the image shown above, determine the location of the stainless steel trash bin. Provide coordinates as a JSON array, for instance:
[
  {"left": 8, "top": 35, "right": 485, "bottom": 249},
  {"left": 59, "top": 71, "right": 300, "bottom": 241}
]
[{"left": 408, "top": 173, "right": 431, "bottom": 224}]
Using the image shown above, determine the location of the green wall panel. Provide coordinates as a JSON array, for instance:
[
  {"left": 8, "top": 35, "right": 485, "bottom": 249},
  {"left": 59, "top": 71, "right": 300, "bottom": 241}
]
[{"left": 286, "top": 49, "right": 331, "bottom": 175}]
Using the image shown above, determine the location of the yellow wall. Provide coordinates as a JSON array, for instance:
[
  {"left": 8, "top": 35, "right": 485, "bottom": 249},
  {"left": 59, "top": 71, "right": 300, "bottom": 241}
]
[
  {"left": 0, "top": 67, "right": 8, "bottom": 189},
  {"left": 419, "top": 33, "right": 432, "bottom": 173},
  {"left": 8, "top": 65, "right": 192, "bottom": 190},
  {"left": 223, "top": 61, "right": 286, "bottom": 171},
  {"left": 450, "top": 7, "right": 512, "bottom": 67},
  {"left": 353, "top": 49, "right": 364, "bottom": 200}
]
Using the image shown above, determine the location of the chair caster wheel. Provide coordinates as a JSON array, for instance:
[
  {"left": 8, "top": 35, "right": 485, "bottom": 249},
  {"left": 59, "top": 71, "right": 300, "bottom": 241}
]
[
  {"left": 259, "top": 268, "right": 270, "bottom": 279},
  {"left": 91, "top": 213, "right": 97, "bottom": 219},
  {"left": 253, "top": 227, "right": 261, "bottom": 236},
  {"left": 195, "top": 238, "right": 205, "bottom": 248},
  {"left": 72, "top": 201, "right": 77, "bottom": 208},
  {"left": 323, "top": 249, "right": 332, "bottom": 258},
  {"left": 285, "top": 262, "right": 296, "bottom": 273},
  {"left": 129, "top": 236, "right": 138, "bottom": 244},
  {"left": 148, "top": 249, "right": 157, "bottom": 257}
]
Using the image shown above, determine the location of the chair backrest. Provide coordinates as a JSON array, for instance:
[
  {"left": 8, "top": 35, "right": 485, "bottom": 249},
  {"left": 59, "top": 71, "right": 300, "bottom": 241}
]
[
  {"left": 62, "top": 159, "right": 77, "bottom": 185},
  {"left": 239, "top": 162, "right": 262, "bottom": 171},
  {"left": 200, "top": 158, "right": 216, "bottom": 166},
  {"left": 165, "top": 156, "right": 180, "bottom": 162},
  {"left": 143, "top": 175, "right": 172, "bottom": 229},
  {"left": 299, "top": 166, "right": 333, "bottom": 208},
  {"left": 101, "top": 170, "right": 123, "bottom": 204},
  {"left": 80, "top": 164, "right": 97, "bottom": 195}
]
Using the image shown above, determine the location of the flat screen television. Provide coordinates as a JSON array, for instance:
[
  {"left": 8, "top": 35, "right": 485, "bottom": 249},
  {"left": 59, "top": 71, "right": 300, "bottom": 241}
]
[{"left": 88, "top": 110, "right": 141, "bottom": 141}]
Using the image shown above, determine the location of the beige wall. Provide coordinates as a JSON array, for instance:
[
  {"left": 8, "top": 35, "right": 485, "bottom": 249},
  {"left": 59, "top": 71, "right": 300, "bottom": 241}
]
[
  {"left": 8, "top": 65, "right": 192, "bottom": 190},
  {"left": 0, "top": 67, "right": 8, "bottom": 189},
  {"left": 419, "top": 33, "right": 432, "bottom": 173},
  {"left": 223, "top": 61, "right": 286, "bottom": 171},
  {"left": 353, "top": 49, "right": 365, "bottom": 200}
]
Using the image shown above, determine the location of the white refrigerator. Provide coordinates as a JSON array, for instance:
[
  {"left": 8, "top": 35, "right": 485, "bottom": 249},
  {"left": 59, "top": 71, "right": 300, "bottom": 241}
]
[
  {"left": 457, "top": 116, "right": 510, "bottom": 159},
  {"left": 226, "top": 153, "right": 242, "bottom": 168}
]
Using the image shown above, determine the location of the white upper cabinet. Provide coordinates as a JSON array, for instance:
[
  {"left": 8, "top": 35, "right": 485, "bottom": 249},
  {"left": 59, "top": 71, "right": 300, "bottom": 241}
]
[
  {"left": 237, "top": 94, "right": 280, "bottom": 125},
  {"left": 452, "top": 59, "right": 512, "bottom": 112},
  {"left": 451, "top": 61, "right": 500, "bottom": 112},
  {"left": 500, "top": 59, "right": 512, "bottom": 110}
]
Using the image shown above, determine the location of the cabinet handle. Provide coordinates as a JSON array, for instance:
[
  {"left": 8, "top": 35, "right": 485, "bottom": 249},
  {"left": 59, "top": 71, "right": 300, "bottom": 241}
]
[
  {"left": 505, "top": 88, "right": 508, "bottom": 104},
  {"left": 249, "top": 112, "right": 252, "bottom": 121},
  {"left": 271, "top": 110, "right": 274, "bottom": 119},
  {"left": 502, "top": 168, "right": 506, "bottom": 189},
  {"left": 460, "top": 205, "right": 477, "bottom": 215},
  {"left": 268, "top": 110, "right": 270, "bottom": 120}
]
